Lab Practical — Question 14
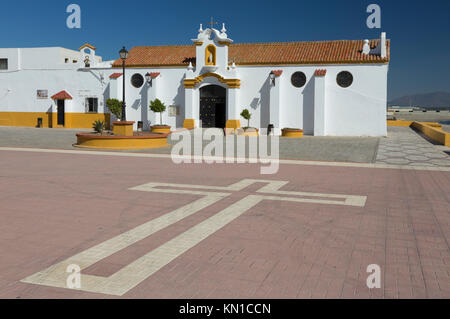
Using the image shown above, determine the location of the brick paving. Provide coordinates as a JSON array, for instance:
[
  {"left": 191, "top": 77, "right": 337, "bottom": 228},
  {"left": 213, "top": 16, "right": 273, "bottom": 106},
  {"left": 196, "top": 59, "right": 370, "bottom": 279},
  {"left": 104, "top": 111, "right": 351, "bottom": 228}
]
[{"left": 0, "top": 149, "right": 449, "bottom": 299}]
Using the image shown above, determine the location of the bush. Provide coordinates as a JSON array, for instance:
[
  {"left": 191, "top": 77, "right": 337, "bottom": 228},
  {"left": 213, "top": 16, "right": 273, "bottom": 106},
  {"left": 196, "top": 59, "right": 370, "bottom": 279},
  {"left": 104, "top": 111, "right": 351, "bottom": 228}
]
[
  {"left": 240, "top": 109, "right": 252, "bottom": 128},
  {"left": 149, "top": 98, "right": 167, "bottom": 125},
  {"left": 106, "top": 98, "right": 123, "bottom": 120},
  {"left": 93, "top": 120, "right": 105, "bottom": 134}
]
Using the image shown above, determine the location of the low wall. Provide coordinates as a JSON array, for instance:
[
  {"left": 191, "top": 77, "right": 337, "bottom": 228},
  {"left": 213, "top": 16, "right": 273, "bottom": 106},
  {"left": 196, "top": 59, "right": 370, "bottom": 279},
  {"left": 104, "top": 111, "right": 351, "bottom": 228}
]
[
  {"left": 75, "top": 132, "right": 169, "bottom": 150},
  {"left": 411, "top": 122, "right": 450, "bottom": 146},
  {"left": 387, "top": 120, "right": 442, "bottom": 128},
  {"left": 66, "top": 113, "right": 111, "bottom": 129},
  {"left": 387, "top": 120, "right": 449, "bottom": 146},
  {"left": 387, "top": 120, "right": 413, "bottom": 127},
  {"left": 0, "top": 112, "right": 110, "bottom": 129},
  {"left": 0, "top": 112, "right": 52, "bottom": 128}
]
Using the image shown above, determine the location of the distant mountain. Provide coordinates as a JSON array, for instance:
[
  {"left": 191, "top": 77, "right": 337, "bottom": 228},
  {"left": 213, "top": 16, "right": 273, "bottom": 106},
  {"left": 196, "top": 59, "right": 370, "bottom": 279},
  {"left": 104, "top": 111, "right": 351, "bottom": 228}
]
[{"left": 389, "top": 92, "right": 450, "bottom": 109}]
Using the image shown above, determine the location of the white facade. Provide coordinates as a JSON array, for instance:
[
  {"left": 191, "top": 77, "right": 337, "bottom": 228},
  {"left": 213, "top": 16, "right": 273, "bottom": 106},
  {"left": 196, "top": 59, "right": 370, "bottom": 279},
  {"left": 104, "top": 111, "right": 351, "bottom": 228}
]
[
  {"left": 0, "top": 45, "right": 114, "bottom": 128},
  {"left": 0, "top": 25, "right": 390, "bottom": 136},
  {"left": 109, "top": 25, "right": 389, "bottom": 136}
]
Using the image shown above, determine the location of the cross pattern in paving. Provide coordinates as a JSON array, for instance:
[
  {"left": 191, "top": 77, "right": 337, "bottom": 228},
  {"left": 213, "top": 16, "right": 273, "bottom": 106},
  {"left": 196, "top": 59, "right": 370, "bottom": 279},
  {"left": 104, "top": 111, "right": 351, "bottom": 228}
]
[
  {"left": 376, "top": 127, "right": 450, "bottom": 167},
  {"left": 21, "top": 179, "right": 367, "bottom": 296}
]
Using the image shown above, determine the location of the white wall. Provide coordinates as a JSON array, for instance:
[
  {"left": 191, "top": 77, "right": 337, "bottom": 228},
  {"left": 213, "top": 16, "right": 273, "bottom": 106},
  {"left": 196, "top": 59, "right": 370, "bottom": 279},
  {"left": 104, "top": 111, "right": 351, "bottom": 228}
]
[
  {"left": 0, "top": 48, "right": 21, "bottom": 72},
  {"left": 1, "top": 47, "right": 388, "bottom": 136},
  {"left": 324, "top": 64, "right": 388, "bottom": 136},
  {"left": 0, "top": 47, "right": 114, "bottom": 116},
  {"left": 0, "top": 68, "right": 111, "bottom": 114},
  {"left": 120, "top": 68, "right": 187, "bottom": 129},
  {"left": 118, "top": 63, "right": 387, "bottom": 136}
]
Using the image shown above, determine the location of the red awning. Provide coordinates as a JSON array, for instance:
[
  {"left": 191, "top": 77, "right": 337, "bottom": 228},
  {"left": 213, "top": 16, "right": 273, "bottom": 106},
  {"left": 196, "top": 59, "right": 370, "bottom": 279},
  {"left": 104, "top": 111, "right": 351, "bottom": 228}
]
[
  {"left": 51, "top": 90, "right": 72, "bottom": 100},
  {"left": 109, "top": 73, "right": 123, "bottom": 79}
]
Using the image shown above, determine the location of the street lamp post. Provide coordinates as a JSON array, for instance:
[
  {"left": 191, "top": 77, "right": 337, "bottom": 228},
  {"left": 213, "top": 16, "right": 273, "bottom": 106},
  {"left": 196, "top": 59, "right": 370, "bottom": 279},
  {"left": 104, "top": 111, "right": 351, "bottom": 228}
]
[
  {"left": 145, "top": 72, "right": 152, "bottom": 87},
  {"left": 269, "top": 72, "right": 276, "bottom": 86},
  {"left": 119, "top": 46, "right": 129, "bottom": 121}
]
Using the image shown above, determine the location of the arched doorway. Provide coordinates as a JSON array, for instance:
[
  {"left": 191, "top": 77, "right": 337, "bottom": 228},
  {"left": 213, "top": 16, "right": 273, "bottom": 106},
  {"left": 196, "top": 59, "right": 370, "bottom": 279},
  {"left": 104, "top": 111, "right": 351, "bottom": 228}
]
[{"left": 200, "top": 85, "right": 226, "bottom": 128}]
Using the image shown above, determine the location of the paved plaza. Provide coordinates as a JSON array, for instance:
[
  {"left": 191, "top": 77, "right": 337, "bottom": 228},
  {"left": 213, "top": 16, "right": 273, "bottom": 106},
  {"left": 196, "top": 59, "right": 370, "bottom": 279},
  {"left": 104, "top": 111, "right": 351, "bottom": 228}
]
[
  {"left": 1, "top": 125, "right": 448, "bottom": 166},
  {"left": 376, "top": 127, "right": 450, "bottom": 167},
  {"left": 0, "top": 125, "right": 449, "bottom": 299}
]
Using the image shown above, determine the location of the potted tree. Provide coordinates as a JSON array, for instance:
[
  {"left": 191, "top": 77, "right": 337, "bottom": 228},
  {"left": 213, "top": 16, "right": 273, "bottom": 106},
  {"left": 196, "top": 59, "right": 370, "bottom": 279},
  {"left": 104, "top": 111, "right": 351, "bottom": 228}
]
[
  {"left": 240, "top": 109, "right": 259, "bottom": 137},
  {"left": 282, "top": 128, "right": 304, "bottom": 138},
  {"left": 106, "top": 98, "right": 122, "bottom": 121},
  {"left": 106, "top": 98, "right": 134, "bottom": 136},
  {"left": 150, "top": 98, "right": 171, "bottom": 134}
]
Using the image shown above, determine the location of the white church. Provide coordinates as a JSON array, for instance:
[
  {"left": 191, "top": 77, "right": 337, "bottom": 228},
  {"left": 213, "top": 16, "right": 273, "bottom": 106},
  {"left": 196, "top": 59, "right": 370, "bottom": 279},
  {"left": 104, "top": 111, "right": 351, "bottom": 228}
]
[{"left": 0, "top": 23, "right": 390, "bottom": 136}]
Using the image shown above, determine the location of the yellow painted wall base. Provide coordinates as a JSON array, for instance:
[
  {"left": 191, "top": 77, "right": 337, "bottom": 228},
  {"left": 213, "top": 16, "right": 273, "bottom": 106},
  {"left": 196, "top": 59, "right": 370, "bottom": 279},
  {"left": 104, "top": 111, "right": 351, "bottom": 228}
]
[
  {"left": 0, "top": 112, "right": 110, "bottom": 129},
  {"left": 0, "top": 112, "right": 53, "bottom": 128},
  {"left": 68, "top": 113, "right": 111, "bottom": 129},
  {"left": 183, "top": 119, "right": 196, "bottom": 130}
]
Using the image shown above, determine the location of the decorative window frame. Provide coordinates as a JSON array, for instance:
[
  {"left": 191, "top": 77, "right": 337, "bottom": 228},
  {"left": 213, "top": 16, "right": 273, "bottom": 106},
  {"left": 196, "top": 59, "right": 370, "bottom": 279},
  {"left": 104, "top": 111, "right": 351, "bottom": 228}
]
[
  {"left": 336, "top": 71, "right": 354, "bottom": 88},
  {"left": 291, "top": 71, "right": 307, "bottom": 88},
  {"left": 205, "top": 45, "right": 216, "bottom": 66}
]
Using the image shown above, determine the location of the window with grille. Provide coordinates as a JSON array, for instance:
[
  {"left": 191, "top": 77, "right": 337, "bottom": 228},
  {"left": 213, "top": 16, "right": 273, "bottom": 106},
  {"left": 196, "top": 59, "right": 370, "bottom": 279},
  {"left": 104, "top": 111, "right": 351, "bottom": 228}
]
[{"left": 86, "top": 98, "right": 98, "bottom": 113}]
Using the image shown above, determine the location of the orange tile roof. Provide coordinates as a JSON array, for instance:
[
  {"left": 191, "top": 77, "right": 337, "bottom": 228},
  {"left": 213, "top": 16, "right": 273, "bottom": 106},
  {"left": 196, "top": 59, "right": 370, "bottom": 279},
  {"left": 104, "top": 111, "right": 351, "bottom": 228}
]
[
  {"left": 112, "top": 39, "right": 390, "bottom": 68},
  {"left": 79, "top": 43, "right": 97, "bottom": 51},
  {"left": 314, "top": 69, "right": 327, "bottom": 76},
  {"left": 51, "top": 90, "right": 72, "bottom": 100}
]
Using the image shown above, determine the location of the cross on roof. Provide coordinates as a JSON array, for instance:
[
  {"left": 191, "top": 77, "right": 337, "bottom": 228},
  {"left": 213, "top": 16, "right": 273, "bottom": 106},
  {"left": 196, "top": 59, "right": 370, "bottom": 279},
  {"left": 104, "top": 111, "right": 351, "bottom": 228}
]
[{"left": 207, "top": 17, "right": 219, "bottom": 29}]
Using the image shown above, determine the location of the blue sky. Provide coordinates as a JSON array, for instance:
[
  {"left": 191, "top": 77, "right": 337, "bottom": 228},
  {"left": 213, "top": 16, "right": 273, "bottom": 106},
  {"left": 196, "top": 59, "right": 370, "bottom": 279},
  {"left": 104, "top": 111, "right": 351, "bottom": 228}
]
[{"left": 0, "top": 0, "right": 449, "bottom": 100}]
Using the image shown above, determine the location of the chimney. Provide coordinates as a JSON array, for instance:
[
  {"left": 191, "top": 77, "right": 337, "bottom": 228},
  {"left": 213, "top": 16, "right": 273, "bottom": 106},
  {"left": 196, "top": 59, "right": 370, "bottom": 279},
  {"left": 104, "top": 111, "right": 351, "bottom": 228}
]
[{"left": 380, "top": 32, "right": 386, "bottom": 58}]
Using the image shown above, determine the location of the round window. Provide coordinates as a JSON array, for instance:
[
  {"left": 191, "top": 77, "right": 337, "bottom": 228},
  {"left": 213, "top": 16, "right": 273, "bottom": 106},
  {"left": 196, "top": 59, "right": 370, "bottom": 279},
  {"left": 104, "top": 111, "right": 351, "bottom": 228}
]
[
  {"left": 337, "top": 71, "right": 353, "bottom": 88},
  {"left": 131, "top": 73, "right": 144, "bottom": 88},
  {"left": 291, "top": 72, "right": 307, "bottom": 88}
]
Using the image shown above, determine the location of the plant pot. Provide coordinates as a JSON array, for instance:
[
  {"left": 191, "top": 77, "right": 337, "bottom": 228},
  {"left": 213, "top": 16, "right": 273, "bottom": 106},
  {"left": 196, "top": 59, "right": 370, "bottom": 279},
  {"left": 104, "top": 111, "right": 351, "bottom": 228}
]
[
  {"left": 112, "top": 121, "right": 135, "bottom": 137},
  {"left": 282, "top": 128, "right": 304, "bottom": 138},
  {"left": 236, "top": 127, "right": 259, "bottom": 137},
  {"left": 151, "top": 125, "right": 171, "bottom": 134}
]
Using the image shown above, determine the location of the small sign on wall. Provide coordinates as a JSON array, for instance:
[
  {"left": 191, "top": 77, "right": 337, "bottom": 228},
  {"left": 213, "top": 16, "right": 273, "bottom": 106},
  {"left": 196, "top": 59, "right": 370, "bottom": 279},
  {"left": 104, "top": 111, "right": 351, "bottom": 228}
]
[
  {"left": 37, "top": 90, "right": 48, "bottom": 99},
  {"left": 168, "top": 105, "right": 180, "bottom": 117}
]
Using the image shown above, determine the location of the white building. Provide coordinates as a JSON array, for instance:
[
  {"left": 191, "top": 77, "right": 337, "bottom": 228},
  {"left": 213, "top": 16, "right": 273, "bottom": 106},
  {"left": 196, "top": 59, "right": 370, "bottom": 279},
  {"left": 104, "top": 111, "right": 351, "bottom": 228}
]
[
  {"left": 0, "top": 44, "right": 114, "bottom": 128},
  {"left": 0, "top": 23, "right": 390, "bottom": 136}
]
